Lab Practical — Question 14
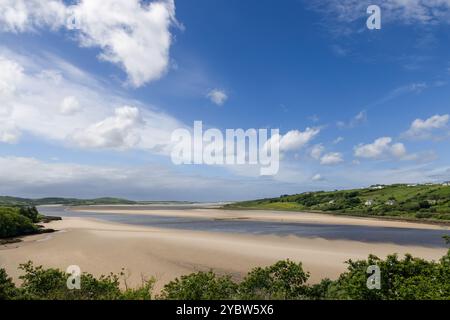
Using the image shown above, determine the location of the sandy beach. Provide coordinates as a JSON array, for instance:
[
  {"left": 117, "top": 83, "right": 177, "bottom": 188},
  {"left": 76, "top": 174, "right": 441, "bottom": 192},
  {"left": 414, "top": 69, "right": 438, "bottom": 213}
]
[
  {"left": 73, "top": 206, "right": 449, "bottom": 230},
  {"left": 1, "top": 207, "right": 448, "bottom": 292}
]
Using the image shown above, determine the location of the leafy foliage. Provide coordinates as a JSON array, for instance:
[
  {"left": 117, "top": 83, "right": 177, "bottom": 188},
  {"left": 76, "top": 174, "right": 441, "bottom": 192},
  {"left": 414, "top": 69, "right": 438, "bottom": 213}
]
[
  {"left": 238, "top": 260, "right": 310, "bottom": 299},
  {"left": 1, "top": 250, "right": 449, "bottom": 300},
  {"left": 324, "top": 252, "right": 450, "bottom": 300},
  {"left": 0, "top": 268, "right": 18, "bottom": 299},
  {"left": 160, "top": 271, "right": 238, "bottom": 300},
  {"left": 19, "top": 206, "right": 40, "bottom": 223},
  {"left": 0, "top": 207, "right": 37, "bottom": 238},
  {"left": 0, "top": 196, "right": 137, "bottom": 206},
  {"left": 226, "top": 184, "right": 450, "bottom": 221},
  {"left": 2, "top": 262, "right": 154, "bottom": 300}
]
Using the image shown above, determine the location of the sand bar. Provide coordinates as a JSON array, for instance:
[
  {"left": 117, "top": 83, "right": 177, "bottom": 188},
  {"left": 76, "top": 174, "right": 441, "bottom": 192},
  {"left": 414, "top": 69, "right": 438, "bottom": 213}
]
[
  {"left": 0, "top": 215, "right": 448, "bottom": 291},
  {"left": 71, "top": 206, "right": 449, "bottom": 230}
]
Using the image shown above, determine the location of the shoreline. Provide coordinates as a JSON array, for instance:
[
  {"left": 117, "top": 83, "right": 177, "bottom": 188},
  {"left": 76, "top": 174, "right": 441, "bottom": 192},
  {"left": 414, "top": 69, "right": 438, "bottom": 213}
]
[
  {"left": 222, "top": 205, "right": 450, "bottom": 227},
  {"left": 69, "top": 205, "right": 449, "bottom": 231},
  {"left": 1, "top": 214, "right": 448, "bottom": 291}
]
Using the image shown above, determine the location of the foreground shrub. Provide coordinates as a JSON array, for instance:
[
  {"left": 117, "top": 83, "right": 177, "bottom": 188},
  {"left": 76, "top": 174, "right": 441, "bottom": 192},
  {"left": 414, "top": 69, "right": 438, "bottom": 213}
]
[
  {"left": 3, "top": 262, "right": 155, "bottom": 300},
  {"left": 18, "top": 206, "right": 40, "bottom": 223},
  {"left": 238, "top": 260, "right": 310, "bottom": 299},
  {"left": 0, "top": 268, "right": 18, "bottom": 300},
  {"left": 325, "top": 251, "right": 450, "bottom": 300},
  {"left": 160, "top": 271, "right": 238, "bottom": 300},
  {"left": 1, "top": 250, "right": 449, "bottom": 300},
  {"left": 0, "top": 209, "right": 37, "bottom": 238}
]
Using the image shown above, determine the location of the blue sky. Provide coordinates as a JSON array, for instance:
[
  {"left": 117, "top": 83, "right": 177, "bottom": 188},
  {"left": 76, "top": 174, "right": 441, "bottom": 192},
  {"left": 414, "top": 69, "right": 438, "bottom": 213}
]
[{"left": 0, "top": 0, "right": 450, "bottom": 201}]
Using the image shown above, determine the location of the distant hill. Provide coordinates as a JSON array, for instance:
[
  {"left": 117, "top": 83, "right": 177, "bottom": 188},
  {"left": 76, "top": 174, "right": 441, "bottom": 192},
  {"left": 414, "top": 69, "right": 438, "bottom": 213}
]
[
  {"left": 0, "top": 196, "right": 137, "bottom": 206},
  {"left": 225, "top": 183, "right": 450, "bottom": 222}
]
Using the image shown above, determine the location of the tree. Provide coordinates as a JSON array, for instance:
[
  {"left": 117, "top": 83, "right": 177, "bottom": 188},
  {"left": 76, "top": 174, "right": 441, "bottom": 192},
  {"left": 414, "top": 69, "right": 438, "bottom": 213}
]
[
  {"left": 0, "top": 268, "right": 18, "bottom": 299},
  {"left": 19, "top": 206, "right": 40, "bottom": 223},
  {"left": 160, "top": 271, "right": 237, "bottom": 300},
  {"left": 238, "top": 260, "right": 310, "bottom": 299}
]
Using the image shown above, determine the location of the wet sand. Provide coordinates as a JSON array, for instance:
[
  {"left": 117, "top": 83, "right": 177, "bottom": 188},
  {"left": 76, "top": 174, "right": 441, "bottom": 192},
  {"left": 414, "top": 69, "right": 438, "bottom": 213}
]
[
  {"left": 0, "top": 213, "right": 448, "bottom": 292},
  {"left": 72, "top": 206, "right": 449, "bottom": 230}
]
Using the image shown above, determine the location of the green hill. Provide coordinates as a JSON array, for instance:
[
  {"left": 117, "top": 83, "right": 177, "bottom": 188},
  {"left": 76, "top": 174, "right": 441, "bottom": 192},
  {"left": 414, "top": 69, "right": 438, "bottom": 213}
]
[
  {"left": 225, "top": 183, "right": 450, "bottom": 222},
  {"left": 0, "top": 196, "right": 137, "bottom": 206}
]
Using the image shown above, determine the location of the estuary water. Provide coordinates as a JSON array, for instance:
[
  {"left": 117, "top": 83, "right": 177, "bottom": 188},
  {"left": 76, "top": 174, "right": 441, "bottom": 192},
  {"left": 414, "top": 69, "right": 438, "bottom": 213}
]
[{"left": 39, "top": 206, "right": 450, "bottom": 248}]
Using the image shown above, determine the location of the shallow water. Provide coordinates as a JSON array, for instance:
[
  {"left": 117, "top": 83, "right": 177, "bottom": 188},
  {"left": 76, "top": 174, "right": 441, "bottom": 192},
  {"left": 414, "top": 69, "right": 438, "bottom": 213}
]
[{"left": 39, "top": 206, "right": 450, "bottom": 248}]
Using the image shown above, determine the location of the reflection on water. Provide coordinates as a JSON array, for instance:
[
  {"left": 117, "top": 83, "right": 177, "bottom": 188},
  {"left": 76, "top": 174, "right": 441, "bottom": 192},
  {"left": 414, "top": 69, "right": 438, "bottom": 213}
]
[{"left": 39, "top": 206, "right": 450, "bottom": 248}]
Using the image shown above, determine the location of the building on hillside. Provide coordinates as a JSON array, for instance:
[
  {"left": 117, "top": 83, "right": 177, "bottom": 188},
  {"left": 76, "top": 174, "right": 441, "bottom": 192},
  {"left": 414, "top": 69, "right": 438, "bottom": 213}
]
[{"left": 365, "top": 199, "right": 374, "bottom": 206}]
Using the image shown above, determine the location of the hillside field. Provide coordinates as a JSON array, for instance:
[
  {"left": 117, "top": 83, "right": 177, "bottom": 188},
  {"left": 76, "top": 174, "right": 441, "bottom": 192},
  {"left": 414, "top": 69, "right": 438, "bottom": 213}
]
[{"left": 225, "top": 184, "right": 450, "bottom": 222}]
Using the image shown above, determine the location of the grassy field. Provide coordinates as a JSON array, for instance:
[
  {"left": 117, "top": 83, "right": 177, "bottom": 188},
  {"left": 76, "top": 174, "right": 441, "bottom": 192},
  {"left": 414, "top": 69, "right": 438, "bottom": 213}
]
[{"left": 225, "top": 184, "right": 450, "bottom": 222}]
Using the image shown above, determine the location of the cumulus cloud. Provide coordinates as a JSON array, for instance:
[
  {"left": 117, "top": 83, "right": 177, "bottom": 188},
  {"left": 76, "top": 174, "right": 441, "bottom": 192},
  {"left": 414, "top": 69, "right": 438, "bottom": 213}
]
[
  {"left": 0, "top": 0, "right": 177, "bottom": 87},
  {"left": 310, "top": 143, "right": 344, "bottom": 165},
  {"left": 0, "top": 49, "right": 183, "bottom": 152},
  {"left": 261, "top": 127, "right": 320, "bottom": 162},
  {"left": 207, "top": 89, "right": 228, "bottom": 105},
  {"left": 0, "top": 0, "right": 66, "bottom": 32},
  {"left": 403, "top": 114, "right": 449, "bottom": 140},
  {"left": 71, "top": 106, "right": 143, "bottom": 149},
  {"left": 0, "top": 122, "right": 20, "bottom": 143},
  {"left": 354, "top": 137, "right": 407, "bottom": 160},
  {"left": 312, "top": 173, "right": 323, "bottom": 181},
  {"left": 60, "top": 96, "right": 82, "bottom": 115},
  {"left": 310, "top": 144, "right": 324, "bottom": 160},
  {"left": 279, "top": 127, "right": 320, "bottom": 152},
  {"left": 320, "top": 152, "right": 344, "bottom": 165},
  {"left": 0, "top": 55, "right": 23, "bottom": 95}
]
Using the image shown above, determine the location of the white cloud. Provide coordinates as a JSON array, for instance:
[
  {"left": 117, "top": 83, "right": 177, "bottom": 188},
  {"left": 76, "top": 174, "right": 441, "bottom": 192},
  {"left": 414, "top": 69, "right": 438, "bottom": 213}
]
[
  {"left": 309, "top": 0, "right": 450, "bottom": 34},
  {"left": 0, "top": 0, "right": 177, "bottom": 87},
  {"left": 279, "top": 127, "right": 320, "bottom": 152},
  {"left": 337, "top": 110, "right": 367, "bottom": 129},
  {"left": 0, "top": 122, "right": 20, "bottom": 143},
  {"left": 390, "top": 142, "right": 407, "bottom": 158},
  {"left": 207, "top": 89, "right": 228, "bottom": 105},
  {"left": 0, "top": 0, "right": 66, "bottom": 32},
  {"left": 71, "top": 106, "right": 143, "bottom": 149},
  {"left": 60, "top": 96, "right": 82, "bottom": 115},
  {"left": 320, "top": 152, "right": 344, "bottom": 165},
  {"left": 403, "top": 114, "right": 449, "bottom": 140},
  {"left": 310, "top": 144, "right": 324, "bottom": 160},
  {"left": 260, "top": 128, "right": 320, "bottom": 164},
  {"left": 354, "top": 137, "right": 407, "bottom": 160},
  {"left": 312, "top": 173, "right": 323, "bottom": 181},
  {"left": 0, "top": 155, "right": 310, "bottom": 201},
  {"left": 0, "top": 49, "right": 184, "bottom": 152},
  {"left": 333, "top": 136, "right": 344, "bottom": 144},
  {"left": 0, "top": 55, "right": 23, "bottom": 95}
]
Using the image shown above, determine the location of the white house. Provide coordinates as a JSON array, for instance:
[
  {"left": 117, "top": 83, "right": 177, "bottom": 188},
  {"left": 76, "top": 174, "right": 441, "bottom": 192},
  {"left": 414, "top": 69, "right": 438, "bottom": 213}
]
[{"left": 385, "top": 200, "right": 396, "bottom": 206}]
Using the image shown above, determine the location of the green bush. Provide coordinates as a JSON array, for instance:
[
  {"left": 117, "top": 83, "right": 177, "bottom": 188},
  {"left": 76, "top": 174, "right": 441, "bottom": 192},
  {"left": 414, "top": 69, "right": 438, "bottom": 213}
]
[
  {"left": 160, "top": 271, "right": 237, "bottom": 300},
  {"left": 326, "top": 252, "right": 450, "bottom": 300},
  {"left": 19, "top": 206, "right": 40, "bottom": 223},
  {"left": 0, "top": 209, "right": 37, "bottom": 238},
  {"left": 14, "top": 261, "right": 154, "bottom": 300},
  {"left": 0, "top": 268, "right": 18, "bottom": 300},
  {"left": 1, "top": 250, "right": 449, "bottom": 300},
  {"left": 238, "top": 260, "right": 310, "bottom": 299}
]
